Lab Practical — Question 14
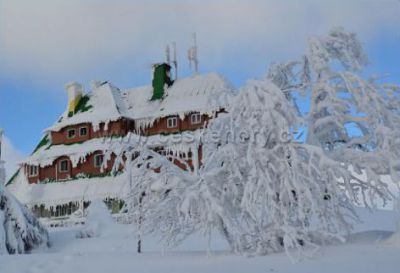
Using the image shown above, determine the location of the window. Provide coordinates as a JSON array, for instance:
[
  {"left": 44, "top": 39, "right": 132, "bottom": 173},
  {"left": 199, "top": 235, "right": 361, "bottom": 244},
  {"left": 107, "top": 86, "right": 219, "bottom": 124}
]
[
  {"left": 167, "top": 117, "right": 178, "bottom": 128},
  {"left": 191, "top": 113, "right": 201, "bottom": 124},
  {"left": 129, "top": 120, "right": 135, "bottom": 130},
  {"left": 28, "top": 165, "right": 38, "bottom": 177},
  {"left": 79, "top": 127, "right": 88, "bottom": 136},
  {"left": 67, "top": 129, "right": 76, "bottom": 139},
  {"left": 59, "top": 160, "right": 69, "bottom": 173},
  {"left": 94, "top": 154, "right": 104, "bottom": 168}
]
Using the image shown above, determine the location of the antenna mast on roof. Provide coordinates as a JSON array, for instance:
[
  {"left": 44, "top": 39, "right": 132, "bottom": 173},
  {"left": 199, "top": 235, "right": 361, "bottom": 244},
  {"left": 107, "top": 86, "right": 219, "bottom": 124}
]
[
  {"left": 172, "top": 41, "right": 178, "bottom": 80},
  {"left": 188, "top": 32, "right": 199, "bottom": 74},
  {"left": 0, "top": 128, "right": 3, "bottom": 161},
  {"left": 0, "top": 129, "right": 5, "bottom": 185},
  {"left": 165, "top": 44, "right": 171, "bottom": 65}
]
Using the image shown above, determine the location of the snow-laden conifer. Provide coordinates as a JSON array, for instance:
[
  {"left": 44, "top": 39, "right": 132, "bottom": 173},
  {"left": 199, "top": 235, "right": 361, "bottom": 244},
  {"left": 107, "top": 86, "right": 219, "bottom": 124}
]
[
  {"left": 0, "top": 129, "right": 49, "bottom": 255},
  {"left": 0, "top": 186, "right": 49, "bottom": 254}
]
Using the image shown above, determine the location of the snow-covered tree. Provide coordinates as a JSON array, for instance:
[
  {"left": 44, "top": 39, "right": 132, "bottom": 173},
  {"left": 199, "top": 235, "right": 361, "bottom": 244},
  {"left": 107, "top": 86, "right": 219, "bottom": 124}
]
[
  {"left": 0, "top": 130, "right": 49, "bottom": 255},
  {"left": 107, "top": 140, "right": 200, "bottom": 252},
  {"left": 267, "top": 27, "right": 399, "bottom": 208},
  {"left": 109, "top": 77, "right": 374, "bottom": 257},
  {"left": 108, "top": 28, "right": 399, "bottom": 257},
  {"left": 179, "top": 78, "right": 365, "bottom": 257},
  {"left": 0, "top": 187, "right": 49, "bottom": 254}
]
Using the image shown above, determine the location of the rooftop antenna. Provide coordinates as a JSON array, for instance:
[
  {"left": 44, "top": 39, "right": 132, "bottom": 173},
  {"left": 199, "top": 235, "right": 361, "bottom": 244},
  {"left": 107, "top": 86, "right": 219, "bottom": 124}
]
[
  {"left": 0, "top": 129, "right": 5, "bottom": 185},
  {"left": 188, "top": 32, "right": 199, "bottom": 74},
  {"left": 172, "top": 41, "right": 178, "bottom": 80},
  {"left": 165, "top": 44, "right": 171, "bottom": 65},
  {"left": 0, "top": 129, "right": 3, "bottom": 160}
]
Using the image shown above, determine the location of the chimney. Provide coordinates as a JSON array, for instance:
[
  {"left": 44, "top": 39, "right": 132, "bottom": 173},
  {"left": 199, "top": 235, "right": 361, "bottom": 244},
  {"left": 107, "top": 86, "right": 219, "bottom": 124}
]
[
  {"left": 151, "top": 63, "right": 173, "bottom": 100},
  {"left": 65, "top": 82, "right": 83, "bottom": 114}
]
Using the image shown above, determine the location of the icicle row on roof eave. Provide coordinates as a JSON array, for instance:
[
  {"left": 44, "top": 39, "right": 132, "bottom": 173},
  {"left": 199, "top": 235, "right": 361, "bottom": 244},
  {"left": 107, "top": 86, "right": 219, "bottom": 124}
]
[{"left": 23, "top": 131, "right": 204, "bottom": 169}]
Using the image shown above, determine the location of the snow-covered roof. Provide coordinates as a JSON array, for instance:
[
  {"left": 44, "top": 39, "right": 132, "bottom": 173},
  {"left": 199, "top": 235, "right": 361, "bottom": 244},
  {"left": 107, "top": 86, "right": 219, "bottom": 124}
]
[
  {"left": 7, "top": 170, "right": 130, "bottom": 207},
  {"left": 46, "top": 73, "right": 234, "bottom": 132},
  {"left": 47, "top": 82, "right": 129, "bottom": 132},
  {"left": 23, "top": 137, "right": 126, "bottom": 168},
  {"left": 23, "top": 131, "right": 203, "bottom": 169},
  {"left": 122, "top": 72, "right": 233, "bottom": 120}
]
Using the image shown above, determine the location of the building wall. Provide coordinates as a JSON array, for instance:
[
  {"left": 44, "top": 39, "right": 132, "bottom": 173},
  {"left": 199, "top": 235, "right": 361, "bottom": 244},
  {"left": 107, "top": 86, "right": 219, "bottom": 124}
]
[
  {"left": 51, "top": 119, "right": 131, "bottom": 145},
  {"left": 26, "top": 152, "right": 118, "bottom": 184},
  {"left": 51, "top": 113, "right": 209, "bottom": 145},
  {"left": 27, "top": 112, "right": 211, "bottom": 183},
  {"left": 141, "top": 113, "right": 209, "bottom": 136}
]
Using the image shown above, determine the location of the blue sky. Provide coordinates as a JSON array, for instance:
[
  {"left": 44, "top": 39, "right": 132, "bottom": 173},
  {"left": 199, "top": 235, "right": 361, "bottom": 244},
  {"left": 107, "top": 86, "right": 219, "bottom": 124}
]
[{"left": 0, "top": 0, "right": 399, "bottom": 165}]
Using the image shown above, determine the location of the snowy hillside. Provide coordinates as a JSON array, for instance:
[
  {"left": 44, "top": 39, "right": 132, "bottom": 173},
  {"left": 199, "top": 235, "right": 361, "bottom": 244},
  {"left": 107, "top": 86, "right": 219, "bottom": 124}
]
[{"left": 0, "top": 208, "right": 398, "bottom": 273}]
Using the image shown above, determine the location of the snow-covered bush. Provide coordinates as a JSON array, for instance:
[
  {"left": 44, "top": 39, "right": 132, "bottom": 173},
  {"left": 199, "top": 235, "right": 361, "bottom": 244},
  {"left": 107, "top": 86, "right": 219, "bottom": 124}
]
[
  {"left": 76, "top": 199, "right": 115, "bottom": 238},
  {"left": 0, "top": 187, "right": 49, "bottom": 254}
]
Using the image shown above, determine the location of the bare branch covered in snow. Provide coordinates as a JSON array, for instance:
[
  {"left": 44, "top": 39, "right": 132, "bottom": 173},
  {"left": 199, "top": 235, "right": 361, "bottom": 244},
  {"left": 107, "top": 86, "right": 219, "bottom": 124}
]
[{"left": 267, "top": 27, "right": 399, "bottom": 208}]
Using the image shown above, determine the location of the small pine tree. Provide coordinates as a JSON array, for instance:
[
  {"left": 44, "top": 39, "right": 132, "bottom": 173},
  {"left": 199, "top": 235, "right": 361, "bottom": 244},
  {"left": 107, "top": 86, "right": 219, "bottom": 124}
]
[{"left": 0, "top": 187, "right": 49, "bottom": 254}]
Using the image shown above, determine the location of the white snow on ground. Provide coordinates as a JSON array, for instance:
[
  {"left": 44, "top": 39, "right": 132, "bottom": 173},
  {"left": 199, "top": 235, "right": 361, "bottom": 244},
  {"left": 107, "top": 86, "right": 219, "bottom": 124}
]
[{"left": 0, "top": 208, "right": 399, "bottom": 273}]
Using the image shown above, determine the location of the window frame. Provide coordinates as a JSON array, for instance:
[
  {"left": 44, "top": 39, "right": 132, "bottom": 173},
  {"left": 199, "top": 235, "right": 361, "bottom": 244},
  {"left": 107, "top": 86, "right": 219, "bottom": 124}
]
[
  {"left": 167, "top": 116, "right": 178, "bottom": 128},
  {"left": 67, "top": 128, "right": 76, "bottom": 139},
  {"left": 190, "top": 113, "right": 201, "bottom": 125},
  {"left": 94, "top": 154, "right": 104, "bottom": 168},
  {"left": 59, "top": 159, "right": 69, "bottom": 173},
  {"left": 28, "top": 165, "right": 38, "bottom": 177},
  {"left": 79, "top": 126, "right": 88, "bottom": 137}
]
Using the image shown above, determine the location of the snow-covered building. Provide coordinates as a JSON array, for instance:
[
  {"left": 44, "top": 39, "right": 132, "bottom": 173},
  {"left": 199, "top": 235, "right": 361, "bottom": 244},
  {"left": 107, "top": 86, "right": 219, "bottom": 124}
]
[{"left": 7, "top": 63, "right": 234, "bottom": 218}]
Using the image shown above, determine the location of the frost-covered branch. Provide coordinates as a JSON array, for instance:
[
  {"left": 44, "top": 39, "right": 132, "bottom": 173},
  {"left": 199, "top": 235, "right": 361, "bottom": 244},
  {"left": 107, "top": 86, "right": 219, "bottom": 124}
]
[{"left": 267, "top": 27, "right": 400, "bottom": 208}]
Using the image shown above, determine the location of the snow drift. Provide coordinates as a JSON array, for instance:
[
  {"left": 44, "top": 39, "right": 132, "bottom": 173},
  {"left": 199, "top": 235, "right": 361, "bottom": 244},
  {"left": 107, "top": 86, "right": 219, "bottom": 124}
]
[{"left": 76, "top": 200, "right": 116, "bottom": 238}]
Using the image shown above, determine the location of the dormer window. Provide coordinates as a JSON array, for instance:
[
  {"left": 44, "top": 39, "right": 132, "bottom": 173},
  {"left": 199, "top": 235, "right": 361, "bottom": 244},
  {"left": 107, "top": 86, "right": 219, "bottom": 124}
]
[
  {"left": 67, "top": 129, "right": 76, "bottom": 139},
  {"left": 190, "top": 113, "right": 201, "bottom": 124},
  {"left": 167, "top": 117, "right": 178, "bottom": 128},
  {"left": 59, "top": 159, "right": 69, "bottom": 173},
  {"left": 79, "top": 127, "right": 88, "bottom": 136},
  {"left": 28, "top": 165, "right": 38, "bottom": 177}
]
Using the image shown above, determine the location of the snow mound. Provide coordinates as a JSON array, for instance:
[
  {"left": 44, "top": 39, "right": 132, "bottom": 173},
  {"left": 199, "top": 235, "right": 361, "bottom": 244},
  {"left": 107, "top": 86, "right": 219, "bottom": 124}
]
[
  {"left": 76, "top": 200, "right": 116, "bottom": 239},
  {"left": 384, "top": 220, "right": 400, "bottom": 247},
  {"left": 0, "top": 187, "right": 49, "bottom": 254},
  {"left": 347, "top": 230, "right": 393, "bottom": 244}
]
